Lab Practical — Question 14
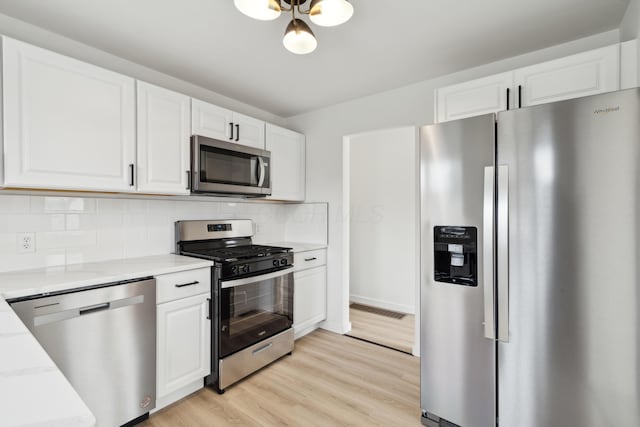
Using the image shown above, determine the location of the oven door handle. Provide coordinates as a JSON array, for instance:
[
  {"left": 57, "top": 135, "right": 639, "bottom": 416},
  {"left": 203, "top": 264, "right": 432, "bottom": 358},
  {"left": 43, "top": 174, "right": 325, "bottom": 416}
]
[{"left": 220, "top": 267, "right": 293, "bottom": 289}]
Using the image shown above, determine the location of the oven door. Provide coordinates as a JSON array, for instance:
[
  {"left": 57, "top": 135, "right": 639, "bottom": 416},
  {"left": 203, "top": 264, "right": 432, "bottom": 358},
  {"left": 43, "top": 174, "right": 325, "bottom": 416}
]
[
  {"left": 191, "top": 135, "right": 271, "bottom": 196},
  {"left": 219, "top": 268, "right": 293, "bottom": 358}
]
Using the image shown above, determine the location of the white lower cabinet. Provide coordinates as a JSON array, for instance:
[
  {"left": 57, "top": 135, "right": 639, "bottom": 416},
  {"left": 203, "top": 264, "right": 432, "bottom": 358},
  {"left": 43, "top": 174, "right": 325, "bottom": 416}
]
[
  {"left": 293, "top": 265, "right": 327, "bottom": 339},
  {"left": 157, "top": 292, "right": 211, "bottom": 398},
  {"left": 155, "top": 267, "right": 212, "bottom": 410}
]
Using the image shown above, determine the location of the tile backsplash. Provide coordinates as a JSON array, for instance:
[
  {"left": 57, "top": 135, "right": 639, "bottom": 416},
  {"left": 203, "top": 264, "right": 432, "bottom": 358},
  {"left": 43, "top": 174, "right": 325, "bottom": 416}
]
[{"left": 0, "top": 195, "right": 328, "bottom": 273}]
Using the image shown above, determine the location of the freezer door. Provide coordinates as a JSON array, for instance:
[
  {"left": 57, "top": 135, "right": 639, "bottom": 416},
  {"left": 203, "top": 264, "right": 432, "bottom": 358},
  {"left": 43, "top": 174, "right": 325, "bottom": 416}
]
[
  {"left": 420, "top": 114, "right": 496, "bottom": 427},
  {"left": 497, "top": 88, "right": 640, "bottom": 426}
]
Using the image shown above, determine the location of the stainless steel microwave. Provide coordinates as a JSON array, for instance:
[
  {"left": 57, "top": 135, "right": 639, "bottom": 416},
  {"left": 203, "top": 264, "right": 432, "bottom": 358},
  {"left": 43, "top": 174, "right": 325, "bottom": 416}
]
[{"left": 190, "top": 135, "right": 271, "bottom": 196}]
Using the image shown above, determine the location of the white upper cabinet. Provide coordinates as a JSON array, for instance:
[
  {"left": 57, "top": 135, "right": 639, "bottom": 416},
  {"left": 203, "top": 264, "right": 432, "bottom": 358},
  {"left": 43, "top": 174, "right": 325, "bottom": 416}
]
[
  {"left": 435, "top": 72, "right": 514, "bottom": 123},
  {"left": 191, "top": 99, "right": 265, "bottom": 149},
  {"left": 233, "top": 112, "right": 265, "bottom": 149},
  {"left": 137, "top": 82, "right": 191, "bottom": 195},
  {"left": 191, "top": 99, "right": 233, "bottom": 141},
  {"left": 265, "top": 124, "right": 305, "bottom": 201},
  {"left": 515, "top": 45, "right": 620, "bottom": 107},
  {"left": 2, "top": 37, "right": 136, "bottom": 191},
  {"left": 435, "top": 44, "right": 624, "bottom": 123},
  {"left": 619, "top": 39, "right": 637, "bottom": 90}
]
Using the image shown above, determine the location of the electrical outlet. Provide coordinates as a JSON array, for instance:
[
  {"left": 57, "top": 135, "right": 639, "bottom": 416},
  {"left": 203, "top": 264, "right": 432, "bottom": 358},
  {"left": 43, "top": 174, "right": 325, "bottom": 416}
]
[{"left": 17, "top": 233, "right": 35, "bottom": 253}]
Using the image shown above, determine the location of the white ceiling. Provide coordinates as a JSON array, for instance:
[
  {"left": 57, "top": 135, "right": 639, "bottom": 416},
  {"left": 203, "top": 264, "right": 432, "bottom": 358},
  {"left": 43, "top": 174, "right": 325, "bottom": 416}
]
[{"left": 0, "top": 0, "right": 629, "bottom": 117}]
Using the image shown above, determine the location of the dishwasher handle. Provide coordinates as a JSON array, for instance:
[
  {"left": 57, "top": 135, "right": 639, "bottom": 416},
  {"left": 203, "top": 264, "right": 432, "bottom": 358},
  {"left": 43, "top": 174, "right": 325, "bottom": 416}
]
[
  {"left": 79, "top": 302, "right": 111, "bottom": 316},
  {"left": 34, "top": 295, "right": 145, "bottom": 327}
]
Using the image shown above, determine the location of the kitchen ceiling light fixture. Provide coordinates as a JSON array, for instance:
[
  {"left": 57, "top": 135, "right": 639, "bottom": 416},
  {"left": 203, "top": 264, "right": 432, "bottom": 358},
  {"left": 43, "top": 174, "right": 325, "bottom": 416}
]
[{"left": 234, "top": 0, "right": 353, "bottom": 54}]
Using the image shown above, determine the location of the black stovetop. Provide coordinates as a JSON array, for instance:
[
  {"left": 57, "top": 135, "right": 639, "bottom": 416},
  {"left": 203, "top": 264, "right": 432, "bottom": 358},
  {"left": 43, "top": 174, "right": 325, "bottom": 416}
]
[{"left": 185, "top": 244, "right": 291, "bottom": 263}]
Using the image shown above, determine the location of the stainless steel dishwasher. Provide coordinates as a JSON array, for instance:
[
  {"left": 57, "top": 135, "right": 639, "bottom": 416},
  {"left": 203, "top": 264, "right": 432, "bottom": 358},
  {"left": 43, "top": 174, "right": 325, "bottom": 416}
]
[{"left": 9, "top": 278, "right": 157, "bottom": 427}]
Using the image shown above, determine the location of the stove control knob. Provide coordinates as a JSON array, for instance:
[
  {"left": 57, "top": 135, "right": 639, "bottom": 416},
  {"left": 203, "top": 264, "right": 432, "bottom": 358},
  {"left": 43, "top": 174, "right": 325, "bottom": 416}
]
[
  {"left": 231, "top": 266, "right": 238, "bottom": 274},
  {"left": 242, "top": 265, "right": 250, "bottom": 273},
  {"left": 273, "top": 260, "right": 279, "bottom": 266},
  {"left": 280, "top": 259, "right": 287, "bottom": 266}
]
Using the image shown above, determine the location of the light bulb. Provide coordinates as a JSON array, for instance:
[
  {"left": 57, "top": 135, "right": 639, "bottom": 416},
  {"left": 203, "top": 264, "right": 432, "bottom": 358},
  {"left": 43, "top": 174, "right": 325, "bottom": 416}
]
[
  {"left": 234, "top": 0, "right": 282, "bottom": 21},
  {"left": 283, "top": 19, "right": 317, "bottom": 55},
  {"left": 309, "top": 0, "right": 353, "bottom": 27}
]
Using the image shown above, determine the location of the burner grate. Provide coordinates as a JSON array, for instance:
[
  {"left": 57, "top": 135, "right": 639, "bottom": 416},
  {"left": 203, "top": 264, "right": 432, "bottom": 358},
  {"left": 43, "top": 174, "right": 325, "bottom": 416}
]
[{"left": 195, "top": 244, "right": 290, "bottom": 261}]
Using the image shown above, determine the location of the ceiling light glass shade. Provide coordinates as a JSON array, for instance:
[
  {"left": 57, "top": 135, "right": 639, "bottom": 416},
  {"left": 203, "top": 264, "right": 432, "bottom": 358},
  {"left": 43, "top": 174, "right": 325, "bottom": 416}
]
[
  {"left": 283, "top": 19, "right": 317, "bottom": 54},
  {"left": 309, "top": 0, "right": 353, "bottom": 27},
  {"left": 234, "top": 0, "right": 282, "bottom": 21}
]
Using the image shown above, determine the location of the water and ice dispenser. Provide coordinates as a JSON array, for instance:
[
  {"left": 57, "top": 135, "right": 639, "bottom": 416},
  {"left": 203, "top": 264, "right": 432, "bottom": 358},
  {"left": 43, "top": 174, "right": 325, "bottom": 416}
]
[{"left": 433, "top": 226, "right": 478, "bottom": 286}]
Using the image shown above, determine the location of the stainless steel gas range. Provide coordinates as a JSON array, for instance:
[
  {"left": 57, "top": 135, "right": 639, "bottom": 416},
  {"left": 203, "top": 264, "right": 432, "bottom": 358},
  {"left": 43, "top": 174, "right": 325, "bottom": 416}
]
[{"left": 175, "top": 219, "right": 294, "bottom": 393}]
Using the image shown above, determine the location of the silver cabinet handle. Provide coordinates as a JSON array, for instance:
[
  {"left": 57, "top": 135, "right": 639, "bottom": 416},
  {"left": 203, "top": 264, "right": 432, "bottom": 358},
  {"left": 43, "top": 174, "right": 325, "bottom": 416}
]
[
  {"left": 497, "top": 164, "right": 510, "bottom": 343},
  {"left": 257, "top": 157, "right": 265, "bottom": 187},
  {"left": 304, "top": 257, "right": 317, "bottom": 262},
  {"left": 175, "top": 281, "right": 199, "bottom": 288},
  {"left": 252, "top": 342, "right": 273, "bottom": 355},
  {"left": 482, "top": 166, "right": 496, "bottom": 340}
]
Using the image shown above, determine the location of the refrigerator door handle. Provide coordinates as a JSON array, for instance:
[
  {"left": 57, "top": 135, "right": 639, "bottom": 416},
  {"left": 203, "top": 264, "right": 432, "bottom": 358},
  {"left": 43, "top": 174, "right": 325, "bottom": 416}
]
[
  {"left": 483, "top": 166, "right": 496, "bottom": 340},
  {"left": 497, "top": 164, "right": 510, "bottom": 342}
]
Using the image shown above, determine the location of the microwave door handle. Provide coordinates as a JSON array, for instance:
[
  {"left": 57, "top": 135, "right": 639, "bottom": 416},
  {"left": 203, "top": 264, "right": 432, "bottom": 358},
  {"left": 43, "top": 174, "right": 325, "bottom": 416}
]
[{"left": 258, "top": 157, "right": 265, "bottom": 187}]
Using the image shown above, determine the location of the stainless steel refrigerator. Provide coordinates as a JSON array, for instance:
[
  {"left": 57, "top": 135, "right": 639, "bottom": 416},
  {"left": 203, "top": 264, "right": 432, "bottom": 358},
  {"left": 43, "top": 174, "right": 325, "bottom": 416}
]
[{"left": 420, "top": 88, "right": 640, "bottom": 427}]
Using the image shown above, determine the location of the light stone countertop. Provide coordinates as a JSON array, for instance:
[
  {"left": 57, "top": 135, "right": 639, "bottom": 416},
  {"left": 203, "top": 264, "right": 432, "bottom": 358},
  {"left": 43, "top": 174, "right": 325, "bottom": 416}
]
[
  {"left": 0, "top": 254, "right": 213, "bottom": 427},
  {"left": 265, "top": 241, "right": 327, "bottom": 253},
  {"left": 0, "top": 254, "right": 213, "bottom": 300},
  {"left": 0, "top": 297, "right": 96, "bottom": 427}
]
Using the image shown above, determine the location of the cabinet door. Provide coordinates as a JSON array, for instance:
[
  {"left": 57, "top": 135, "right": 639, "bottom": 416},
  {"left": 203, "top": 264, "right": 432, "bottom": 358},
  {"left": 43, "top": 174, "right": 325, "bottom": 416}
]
[
  {"left": 233, "top": 112, "right": 265, "bottom": 149},
  {"left": 435, "top": 72, "right": 514, "bottom": 123},
  {"left": 191, "top": 99, "right": 233, "bottom": 141},
  {"left": 137, "top": 82, "right": 191, "bottom": 195},
  {"left": 515, "top": 44, "right": 620, "bottom": 107},
  {"left": 620, "top": 40, "right": 638, "bottom": 90},
  {"left": 157, "top": 292, "right": 211, "bottom": 397},
  {"left": 293, "top": 266, "right": 327, "bottom": 335},
  {"left": 265, "top": 124, "right": 305, "bottom": 201},
  {"left": 2, "top": 37, "right": 136, "bottom": 191}
]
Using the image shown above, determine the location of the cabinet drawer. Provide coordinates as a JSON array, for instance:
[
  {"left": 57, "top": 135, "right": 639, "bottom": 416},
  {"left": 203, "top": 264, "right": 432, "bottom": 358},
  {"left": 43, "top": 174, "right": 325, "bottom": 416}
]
[
  {"left": 156, "top": 268, "right": 211, "bottom": 304},
  {"left": 293, "top": 249, "right": 326, "bottom": 271}
]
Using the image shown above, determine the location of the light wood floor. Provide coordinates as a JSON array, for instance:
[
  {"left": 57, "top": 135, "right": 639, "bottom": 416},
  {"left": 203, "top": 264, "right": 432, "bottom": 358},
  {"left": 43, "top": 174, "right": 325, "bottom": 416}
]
[
  {"left": 347, "top": 306, "right": 415, "bottom": 354},
  {"left": 142, "top": 329, "right": 422, "bottom": 427}
]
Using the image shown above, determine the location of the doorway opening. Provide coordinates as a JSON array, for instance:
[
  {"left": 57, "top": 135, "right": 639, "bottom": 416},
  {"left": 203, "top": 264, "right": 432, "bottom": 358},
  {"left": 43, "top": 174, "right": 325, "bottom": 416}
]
[{"left": 342, "top": 126, "right": 420, "bottom": 355}]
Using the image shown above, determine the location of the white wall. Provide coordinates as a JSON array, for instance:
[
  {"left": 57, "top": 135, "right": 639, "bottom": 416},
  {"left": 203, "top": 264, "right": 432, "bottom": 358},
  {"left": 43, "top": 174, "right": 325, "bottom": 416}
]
[
  {"left": 0, "top": 13, "right": 285, "bottom": 125},
  {"left": 620, "top": 0, "right": 640, "bottom": 83},
  {"left": 0, "top": 194, "right": 327, "bottom": 273},
  {"left": 346, "top": 127, "right": 417, "bottom": 314},
  {"left": 285, "top": 29, "right": 621, "bottom": 334}
]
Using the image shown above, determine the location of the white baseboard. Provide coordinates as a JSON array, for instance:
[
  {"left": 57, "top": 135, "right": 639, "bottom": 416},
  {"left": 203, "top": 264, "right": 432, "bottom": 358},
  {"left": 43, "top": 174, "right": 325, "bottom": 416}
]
[
  {"left": 294, "top": 322, "right": 321, "bottom": 339},
  {"left": 321, "top": 319, "right": 352, "bottom": 335},
  {"left": 349, "top": 295, "right": 415, "bottom": 315}
]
